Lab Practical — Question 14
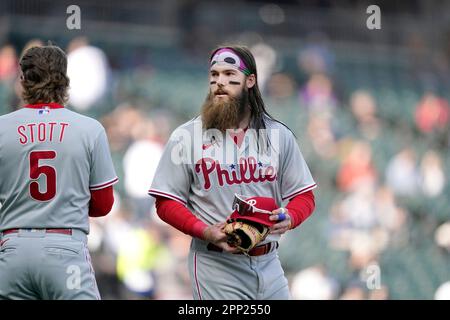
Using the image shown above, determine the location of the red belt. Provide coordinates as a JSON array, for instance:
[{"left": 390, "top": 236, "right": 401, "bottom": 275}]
[
  {"left": 207, "top": 242, "right": 278, "bottom": 256},
  {"left": 2, "top": 228, "right": 72, "bottom": 235}
]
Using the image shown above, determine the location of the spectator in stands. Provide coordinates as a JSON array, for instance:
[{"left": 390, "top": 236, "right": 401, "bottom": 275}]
[
  {"left": 290, "top": 265, "right": 339, "bottom": 300},
  {"left": 101, "top": 104, "right": 145, "bottom": 153},
  {"left": 67, "top": 37, "right": 110, "bottom": 111},
  {"left": 123, "top": 118, "right": 164, "bottom": 222},
  {"left": 250, "top": 42, "right": 277, "bottom": 92},
  {"left": 419, "top": 150, "right": 445, "bottom": 198},
  {"left": 266, "top": 73, "right": 297, "bottom": 101},
  {"left": 297, "top": 32, "right": 335, "bottom": 76},
  {"left": 415, "top": 92, "right": 449, "bottom": 135},
  {"left": 299, "top": 73, "right": 337, "bottom": 115},
  {"left": 0, "top": 44, "right": 18, "bottom": 82},
  {"left": 434, "top": 221, "right": 450, "bottom": 252},
  {"left": 336, "top": 140, "right": 377, "bottom": 193},
  {"left": 306, "top": 113, "right": 338, "bottom": 159},
  {"left": 349, "top": 90, "right": 381, "bottom": 141},
  {"left": 434, "top": 281, "right": 450, "bottom": 300},
  {"left": 385, "top": 147, "right": 420, "bottom": 197},
  {"left": 374, "top": 186, "right": 407, "bottom": 237}
]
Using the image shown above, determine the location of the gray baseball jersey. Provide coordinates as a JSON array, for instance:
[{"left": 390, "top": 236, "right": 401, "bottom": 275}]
[
  {"left": 149, "top": 116, "right": 316, "bottom": 244},
  {"left": 0, "top": 104, "right": 118, "bottom": 234}
]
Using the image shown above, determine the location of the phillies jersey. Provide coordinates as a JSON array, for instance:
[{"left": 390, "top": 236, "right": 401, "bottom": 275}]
[
  {"left": 0, "top": 103, "right": 118, "bottom": 234},
  {"left": 149, "top": 116, "right": 316, "bottom": 244}
]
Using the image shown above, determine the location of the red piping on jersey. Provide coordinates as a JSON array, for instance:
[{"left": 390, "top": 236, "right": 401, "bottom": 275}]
[
  {"left": 24, "top": 103, "right": 65, "bottom": 109},
  {"left": 149, "top": 189, "right": 187, "bottom": 206},
  {"left": 285, "top": 190, "right": 316, "bottom": 229},
  {"left": 194, "top": 252, "right": 203, "bottom": 300},
  {"left": 90, "top": 177, "right": 119, "bottom": 190},
  {"left": 282, "top": 183, "right": 317, "bottom": 201},
  {"left": 83, "top": 244, "right": 101, "bottom": 299}
]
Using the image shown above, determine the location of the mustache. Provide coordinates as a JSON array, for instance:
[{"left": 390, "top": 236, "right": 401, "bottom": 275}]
[{"left": 214, "top": 88, "right": 228, "bottom": 95}]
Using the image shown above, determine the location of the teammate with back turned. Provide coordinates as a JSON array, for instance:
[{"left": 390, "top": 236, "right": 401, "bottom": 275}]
[
  {"left": 0, "top": 45, "right": 118, "bottom": 299},
  {"left": 149, "top": 45, "right": 317, "bottom": 300}
]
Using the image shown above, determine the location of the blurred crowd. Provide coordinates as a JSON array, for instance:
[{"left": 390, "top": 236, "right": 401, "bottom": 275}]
[{"left": 0, "top": 30, "right": 449, "bottom": 299}]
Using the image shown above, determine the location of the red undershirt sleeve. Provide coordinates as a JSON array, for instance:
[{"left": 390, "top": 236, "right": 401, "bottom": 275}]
[
  {"left": 285, "top": 190, "right": 316, "bottom": 229},
  {"left": 155, "top": 196, "right": 208, "bottom": 239},
  {"left": 89, "top": 185, "right": 114, "bottom": 217}
]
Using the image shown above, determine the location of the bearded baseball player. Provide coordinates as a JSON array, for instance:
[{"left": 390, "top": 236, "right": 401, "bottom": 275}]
[
  {"left": 0, "top": 45, "right": 118, "bottom": 299},
  {"left": 149, "top": 45, "right": 316, "bottom": 300}
]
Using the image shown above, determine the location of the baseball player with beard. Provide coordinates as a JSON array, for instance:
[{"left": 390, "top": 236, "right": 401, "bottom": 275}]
[
  {"left": 0, "top": 45, "right": 117, "bottom": 299},
  {"left": 149, "top": 45, "right": 316, "bottom": 300}
]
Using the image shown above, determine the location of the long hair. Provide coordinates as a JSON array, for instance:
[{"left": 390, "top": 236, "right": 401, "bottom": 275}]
[{"left": 19, "top": 45, "right": 70, "bottom": 105}]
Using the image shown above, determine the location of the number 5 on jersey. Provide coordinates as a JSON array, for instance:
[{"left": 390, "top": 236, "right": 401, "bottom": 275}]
[{"left": 29, "top": 150, "right": 57, "bottom": 201}]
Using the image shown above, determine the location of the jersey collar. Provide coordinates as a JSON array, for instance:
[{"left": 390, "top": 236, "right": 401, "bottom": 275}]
[{"left": 24, "top": 103, "right": 65, "bottom": 109}]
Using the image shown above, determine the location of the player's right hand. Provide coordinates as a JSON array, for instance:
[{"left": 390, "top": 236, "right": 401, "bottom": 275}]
[{"left": 203, "top": 222, "right": 239, "bottom": 253}]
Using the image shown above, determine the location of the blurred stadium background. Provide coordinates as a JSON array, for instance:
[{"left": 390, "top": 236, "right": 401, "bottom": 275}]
[{"left": 0, "top": 0, "right": 449, "bottom": 299}]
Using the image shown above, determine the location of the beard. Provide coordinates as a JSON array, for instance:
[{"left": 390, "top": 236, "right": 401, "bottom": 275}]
[{"left": 201, "top": 87, "right": 249, "bottom": 131}]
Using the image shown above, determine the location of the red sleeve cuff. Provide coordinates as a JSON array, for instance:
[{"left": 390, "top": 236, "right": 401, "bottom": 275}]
[{"left": 192, "top": 220, "right": 208, "bottom": 240}]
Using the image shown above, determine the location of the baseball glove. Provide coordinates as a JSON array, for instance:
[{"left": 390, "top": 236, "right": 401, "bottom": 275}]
[{"left": 223, "top": 218, "right": 270, "bottom": 253}]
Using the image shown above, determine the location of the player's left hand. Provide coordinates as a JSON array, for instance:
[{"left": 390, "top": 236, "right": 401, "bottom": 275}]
[{"left": 269, "top": 208, "right": 292, "bottom": 235}]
